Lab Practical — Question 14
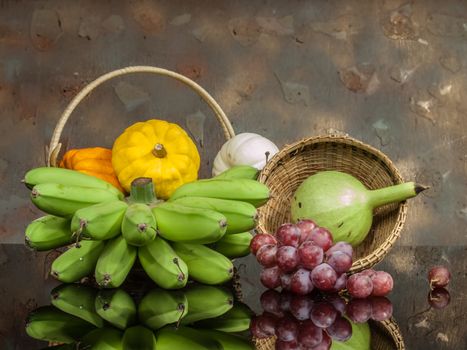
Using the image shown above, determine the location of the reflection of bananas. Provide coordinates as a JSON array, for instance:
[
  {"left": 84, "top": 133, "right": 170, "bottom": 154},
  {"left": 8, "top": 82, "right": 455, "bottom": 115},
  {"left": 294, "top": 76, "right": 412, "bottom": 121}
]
[
  {"left": 195, "top": 329, "right": 254, "bottom": 350},
  {"left": 95, "top": 289, "right": 137, "bottom": 330},
  {"left": 193, "top": 302, "right": 253, "bottom": 332},
  {"left": 122, "top": 325, "right": 157, "bottom": 350},
  {"left": 25, "top": 215, "right": 73, "bottom": 251},
  {"left": 78, "top": 327, "right": 123, "bottom": 350},
  {"left": 155, "top": 326, "right": 222, "bottom": 350}
]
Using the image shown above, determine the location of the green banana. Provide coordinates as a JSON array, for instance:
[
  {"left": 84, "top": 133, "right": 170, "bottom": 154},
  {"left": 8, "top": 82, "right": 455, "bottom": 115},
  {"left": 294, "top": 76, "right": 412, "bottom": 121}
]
[
  {"left": 122, "top": 326, "right": 156, "bottom": 350},
  {"left": 25, "top": 306, "right": 95, "bottom": 343},
  {"left": 194, "top": 302, "right": 253, "bottom": 332},
  {"left": 152, "top": 202, "right": 227, "bottom": 244},
  {"left": 171, "top": 197, "right": 258, "bottom": 234},
  {"left": 95, "top": 289, "right": 137, "bottom": 330},
  {"left": 155, "top": 326, "right": 222, "bottom": 350},
  {"left": 95, "top": 236, "right": 137, "bottom": 288},
  {"left": 215, "top": 165, "right": 259, "bottom": 180},
  {"left": 31, "top": 183, "right": 122, "bottom": 217},
  {"left": 121, "top": 203, "right": 157, "bottom": 246},
  {"left": 51, "top": 284, "right": 104, "bottom": 328},
  {"left": 138, "top": 237, "right": 188, "bottom": 289},
  {"left": 43, "top": 344, "right": 77, "bottom": 349},
  {"left": 194, "top": 329, "right": 254, "bottom": 350},
  {"left": 169, "top": 178, "right": 270, "bottom": 207},
  {"left": 181, "top": 285, "right": 233, "bottom": 325},
  {"left": 25, "top": 215, "right": 73, "bottom": 251},
  {"left": 139, "top": 288, "right": 188, "bottom": 330},
  {"left": 78, "top": 327, "right": 123, "bottom": 350},
  {"left": 51, "top": 240, "right": 105, "bottom": 283},
  {"left": 71, "top": 201, "right": 128, "bottom": 241},
  {"left": 172, "top": 242, "right": 234, "bottom": 285},
  {"left": 209, "top": 231, "right": 253, "bottom": 258},
  {"left": 24, "top": 167, "right": 124, "bottom": 199}
]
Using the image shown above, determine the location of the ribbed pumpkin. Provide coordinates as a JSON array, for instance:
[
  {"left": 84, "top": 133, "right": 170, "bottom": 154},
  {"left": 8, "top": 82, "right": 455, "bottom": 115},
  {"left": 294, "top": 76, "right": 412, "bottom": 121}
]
[
  {"left": 59, "top": 147, "right": 125, "bottom": 192},
  {"left": 112, "top": 119, "right": 200, "bottom": 199}
]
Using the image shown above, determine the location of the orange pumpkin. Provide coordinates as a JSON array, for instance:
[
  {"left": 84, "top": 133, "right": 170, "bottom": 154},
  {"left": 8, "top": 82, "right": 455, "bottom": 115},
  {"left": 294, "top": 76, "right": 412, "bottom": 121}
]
[{"left": 60, "top": 147, "right": 125, "bottom": 193}]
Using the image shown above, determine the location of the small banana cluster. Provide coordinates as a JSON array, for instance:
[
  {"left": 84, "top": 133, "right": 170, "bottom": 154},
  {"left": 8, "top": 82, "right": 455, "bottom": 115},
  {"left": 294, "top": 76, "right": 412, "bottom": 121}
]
[
  {"left": 24, "top": 165, "right": 268, "bottom": 288},
  {"left": 27, "top": 283, "right": 254, "bottom": 350}
]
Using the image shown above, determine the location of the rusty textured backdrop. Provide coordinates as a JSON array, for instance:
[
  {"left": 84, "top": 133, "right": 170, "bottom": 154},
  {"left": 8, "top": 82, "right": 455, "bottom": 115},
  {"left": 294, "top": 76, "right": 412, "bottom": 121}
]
[{"left": 0, "top": 0, "right": 466, "bottom": 349}]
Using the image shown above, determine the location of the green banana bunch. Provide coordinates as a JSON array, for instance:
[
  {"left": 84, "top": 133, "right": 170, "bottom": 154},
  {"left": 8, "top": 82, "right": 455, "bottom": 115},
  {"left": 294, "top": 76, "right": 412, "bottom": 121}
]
[
  {"left": 138, "top": 237, "right": 188, "bottom": 289},
  {"left": 30, "top": 183, "right": 122, "bottom": 217},
  {"left": 171, "top": 197, "right": 257, "bottom": 234},
  {"left": 24, "top": 167, "right": 124, "bottom": 199},
  {"left": 194, "top": 329, "right": 254, "bottom": 350},
  {"left": 209, "top": 231, "right": 253, "bottom": 258},
  {"left": 153, "top": 202, "right": 227, "bottom": 244},
  {"left": 51, "top": 284, "right": 104, "bottom": 327},
  {"left": 121, "top": 203, "right": 157, "bottom": 246},
  {"left": 25, "top": 215, "right": 73, "bottom": 251},
  {"left": 155, "top": 326, "right": 222, "bottom": 350},
  {"left": 138, "top": 288, "right": 188, "bottom": 330},
  {"left": 172, "top": 242, "right": 234, "bottom": 285},
  {"left": 25, "top": 306, "right": 95, "bottom": 343},
  {"left": 95, "top": 289, "right": 137, "bottom": 330},
  {"left": 181, "top": 285, "right": 233, "bottom": 325},
  {"left": 122, "top": 325, "right": 157, "bottom": 350},
  {"left": 193, "top": 302, "right": 253, "bottom": 332},
  {"left": 51, "top": 240, "right": 105, "bottom": 283},
  {"left": 95, "top": 236, "right": 137, "bottom": 288},
  {"left": 78, "top": 327, "right": 123, "bottom": 350},
  {"left": 215, "top": 165, "right": 259, "bottom": 180},
  {"left": 71, "top": 201, "right": 128, "bottom": 241},
  {"left": 169, "top": 178, "right": 270, "bottom": 207}
]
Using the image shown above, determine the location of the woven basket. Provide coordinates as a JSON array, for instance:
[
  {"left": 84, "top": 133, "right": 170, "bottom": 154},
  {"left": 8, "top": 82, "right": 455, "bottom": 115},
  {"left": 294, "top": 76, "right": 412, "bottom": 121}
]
[
  {"left": 257, "top": 135, "right": 408, "bottom": 273},
  {"left": 45, "top": 66, "right": 235, "bottom": 166},
  {"left": 255, "top": 318, "right": 405, "bottom": 350}
]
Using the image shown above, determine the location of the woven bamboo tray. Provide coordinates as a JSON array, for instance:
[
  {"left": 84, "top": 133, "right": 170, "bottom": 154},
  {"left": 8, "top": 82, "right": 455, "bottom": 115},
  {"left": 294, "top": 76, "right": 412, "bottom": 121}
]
[{"left": 257, "top": 135, "right": 408, "bottom": 273}]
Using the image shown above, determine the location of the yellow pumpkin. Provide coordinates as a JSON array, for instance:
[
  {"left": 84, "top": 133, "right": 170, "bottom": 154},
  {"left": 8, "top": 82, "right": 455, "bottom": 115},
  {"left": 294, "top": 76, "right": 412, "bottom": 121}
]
[
  {"left": 112, "top": 119, "right": 200, "bottom": 199},
  {"left": 60, "top": 147, "right": 125, "bottom": 193}
]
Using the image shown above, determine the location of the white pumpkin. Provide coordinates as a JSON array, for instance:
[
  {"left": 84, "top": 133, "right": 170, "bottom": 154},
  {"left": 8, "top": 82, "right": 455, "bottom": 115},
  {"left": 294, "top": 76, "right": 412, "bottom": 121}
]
[{"left": 212, "top": 133, "right": 279, "bottom": 176}]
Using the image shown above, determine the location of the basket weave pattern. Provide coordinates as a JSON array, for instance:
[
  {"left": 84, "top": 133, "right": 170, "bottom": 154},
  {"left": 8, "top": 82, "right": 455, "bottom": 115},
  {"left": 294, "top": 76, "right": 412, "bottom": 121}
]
[{"left": 257, "top": 135, "right": 408, "bottom": 273}]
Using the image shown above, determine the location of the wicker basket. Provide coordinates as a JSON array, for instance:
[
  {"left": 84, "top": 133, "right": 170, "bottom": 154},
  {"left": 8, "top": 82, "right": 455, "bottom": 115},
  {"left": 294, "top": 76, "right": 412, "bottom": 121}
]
[
  {"left": 257, "top": 135, "right": 408, "bottom": 273},
  {"left": 45, "top": 66, "right": 235, "bottom": 166},
  {"left": 255, "top": 318, "right": 405, "bottom": 350}
]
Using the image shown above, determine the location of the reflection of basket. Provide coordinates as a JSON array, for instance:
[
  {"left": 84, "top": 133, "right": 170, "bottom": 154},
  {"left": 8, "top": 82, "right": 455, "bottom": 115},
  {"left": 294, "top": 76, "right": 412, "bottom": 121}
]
[
  {"left": 257, "top": 135, "right": 408, "bottom": 273},
  {"left": 45, "top": 66, "right": 235, "bottom": 166},
  {"left": 255, "top": 317, "right": 405, "bottom": 350}
]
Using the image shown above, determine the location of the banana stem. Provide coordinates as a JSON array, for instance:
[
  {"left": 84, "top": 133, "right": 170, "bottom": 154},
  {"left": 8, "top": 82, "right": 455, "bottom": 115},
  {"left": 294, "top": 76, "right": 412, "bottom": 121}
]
[
  {"left": 367, "top": 182, "right": 428, "bottom": 208},
  {"left": 129, "top": 177, "right": 156, "bottom": 204}
]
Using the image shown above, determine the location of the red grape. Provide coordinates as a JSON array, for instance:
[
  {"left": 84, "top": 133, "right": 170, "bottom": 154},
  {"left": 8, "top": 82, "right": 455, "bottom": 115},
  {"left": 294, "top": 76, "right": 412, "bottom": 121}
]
[
  {"left": 370, "top": 296, "right": 393, "bottom": 321},
  {"left": 250, "top": 233, "right": 277, "bottom": 255},
  {"left": 326, "top": 251, "right": 353, "bottom": 274},
  {"left": 256, "top": 244, "right": 278, "bottom": 267},
  {"left": 250, "top": 316, "right": 269, "bottom": 339},
  {"left": 346, "top": 298, "right": 372, "bottom": 323},
  {"left": 370, "top": 271, "right": 393, "bottom": 296},
  {"left": 275, "top": 340, "right": 300, "bottom": 350},
  {"left": 275, "top": 315, "right": 299, "bottom": 342},
  {"left": 297, "top": 320, "right": 323, "bottom": 347},
  {"left": 290, "top": 268, "right": 314, "bottom": 295},
  {"left": 326, "top": 316, "right": 352, "bottom": 341},
  {"left": 260, "top": 290, "right": 283, "bottom": 316},
  {"left": 279, "top": 292, "right": 294, "bottom": 312},
  {"left": 326, "top": 241, "right": 353, "bottom": 258},
  {"left": 311, "top": 263, "right": 338, "bottom": 291},
  {"left": 280, "top": 273, "right": 292, "bottom": 291},
  {"left": 261, "top": 266, "right": 282, "bottom": 289},
  {"left": 346, "top": 273, "right": 373, "bottom": 298},
  {"left": 310, "top": 227, "right": 333, "bottom": 251},
  {"left": 428, "top": 288, "right": 450, "bottom": 309},
  {"left": 276, "top": 224, "right": 301, "bottom": 247},
  {"left": 428, "top": 266, "right": 451, "bottom": 288},
  {"left": 332, "top": 273, "right": 348, "bottom": 292},
  {"left": 360, "top": 269, "right": 376, "bottom": 278},
  {"left": 310, "top": 302, "right": 338, "bottom": 328},
  {"left": 277, "top": 246, "right": 300, "bottom": 272},
  {"left": 298, "top": 241, "right": 324, "bottom": 270},
  {"left": 326, "top": 294, "right": 347, "bottom": 315},
  {"left": 290, "top": 295, "right": 313, "bottom": 321},
  {"left": 310, "top": 331, "right": 331, "bottom": 350},
  {"left": 296, "top": 219, "right": 317, "bottom": 243}
]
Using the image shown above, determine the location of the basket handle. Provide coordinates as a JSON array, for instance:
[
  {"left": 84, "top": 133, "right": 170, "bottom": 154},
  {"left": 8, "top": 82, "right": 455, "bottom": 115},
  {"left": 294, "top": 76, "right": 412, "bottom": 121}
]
[{"left": 47, "top": 66, "right": 235, "bottom": 166}]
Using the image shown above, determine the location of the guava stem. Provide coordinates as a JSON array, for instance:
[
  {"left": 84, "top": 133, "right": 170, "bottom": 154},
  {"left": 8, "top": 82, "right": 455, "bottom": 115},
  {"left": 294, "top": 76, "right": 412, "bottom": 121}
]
[
  {"left": 368, "top": 182, "right": 427, "bottom": 208},
  {"left": 130, "top": 177, "right": 156, "bottom": 203}
]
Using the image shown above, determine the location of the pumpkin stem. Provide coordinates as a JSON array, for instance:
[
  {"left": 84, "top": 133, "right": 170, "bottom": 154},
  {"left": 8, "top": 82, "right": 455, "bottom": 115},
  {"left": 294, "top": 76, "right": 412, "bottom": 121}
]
[
  {"left": 152, "top": 143, "right": 167, "bottom": 158},
  {"left": 130, "top": 177, "right": 156, "bottom": 203}
]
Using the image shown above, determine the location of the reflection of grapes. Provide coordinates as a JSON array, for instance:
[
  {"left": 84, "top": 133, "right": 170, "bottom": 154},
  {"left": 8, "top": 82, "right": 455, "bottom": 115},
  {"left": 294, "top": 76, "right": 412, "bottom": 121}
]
[
  {"left": 290, "top": 295, "right": 313, "bottom": 321},
  {"left": 346, "top": 298, "right": 372, "bottom": 323},
  {"left": 428, "top": 288, "right": 450, "bottom": 309},
  {"left": 370, "top": 296, "right": 393, "bottom": 321},
  {"left": 327, "top": 316, "right": 352, "bottom": 341},
  {"left": 297, "top": 320, "right": 323, "bottom": 347},
  {"left": 312, "top": 331, "right": 332, "bottom": 350},
  {"left": 275, "top": 315, "right": 299, "bottom": 342},
  {"left": 275, "top": 340, "right": 300, "bottom": 350},
  {"left": 260, "top": 290, "right": 283, "bottom": 317},
  {"left": 310, "top": 302, "right": 338, "bottom": 328}
]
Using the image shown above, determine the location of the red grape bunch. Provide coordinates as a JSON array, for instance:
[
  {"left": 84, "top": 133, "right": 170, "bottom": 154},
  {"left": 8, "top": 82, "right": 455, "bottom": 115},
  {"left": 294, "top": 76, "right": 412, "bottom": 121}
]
[
  {"left": 346, "top": 269, "right": 394, "bottom": 298},
  {"left": 251, "top": 289, "right": 394, "bottom": 350}
]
